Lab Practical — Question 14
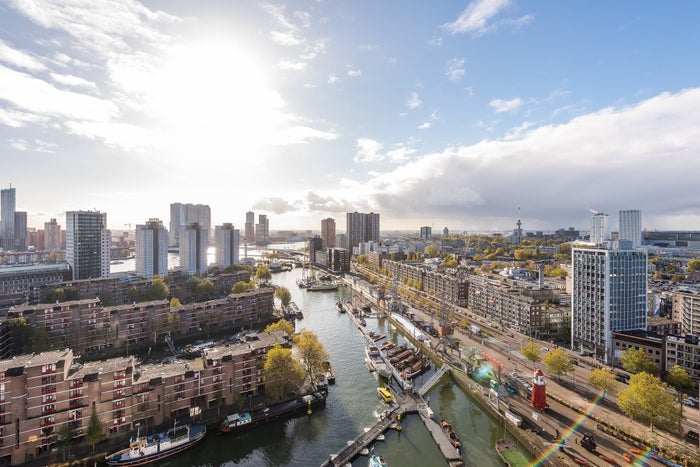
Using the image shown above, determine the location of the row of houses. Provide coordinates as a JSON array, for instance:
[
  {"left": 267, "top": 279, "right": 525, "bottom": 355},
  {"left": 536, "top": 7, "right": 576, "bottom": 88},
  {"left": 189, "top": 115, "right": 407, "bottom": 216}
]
[
  {"left": 0, "top": 331, "right": 289, "bottom": 465},
  {"left": 4, "top": 287, "right": 275, "bottom": 355}
]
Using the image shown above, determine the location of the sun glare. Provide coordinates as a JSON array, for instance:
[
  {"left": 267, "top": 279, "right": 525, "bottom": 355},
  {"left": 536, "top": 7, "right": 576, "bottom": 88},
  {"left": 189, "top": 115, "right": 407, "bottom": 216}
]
[{"left": 149, "top": 39, "right": 284, "bottom": 152}]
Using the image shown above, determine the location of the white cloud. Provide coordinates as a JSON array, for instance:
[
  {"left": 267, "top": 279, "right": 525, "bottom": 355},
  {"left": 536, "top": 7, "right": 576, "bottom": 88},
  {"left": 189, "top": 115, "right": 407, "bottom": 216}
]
[
  {"left": 0, "top": 107, "right": 49, "bottom": 128},
  {"left": 355, "top": 138, "right": 384, "bottom": 163},
  {"left": 444, "top": 0, "right": 510, "bottom": 34},
  {"left": 270, "top": 30, "right": 305, "bottom": 46},
  {"left": 328, "top": 73, "right": 340, "bottom": 84},
  {"left": 407, "top": 92, "right": 422, "bottom": 109},
  {"left": 418, "top": 122, "right": 431, "bottom": 129},
  {"left": 427, "top": 36, "right": 442, "bottom": 47},
  {"left": 263, "top": 3, "right": 307, "bottom": 46},
  {"left": 9, "top": 138, "right": 28, "bottom": 151},
  {"left": 50, "top": 72, "right": 98, "bottom": 91},
  {"left": 0, "top": 40, "right": 47, "bottom": 71},
  {"left": 446, "top": 58, "right": 465, "bottom": 81},
  {"left": 347, "top": 68, "right": 362, "bottom": 77},
  {"left": 386, "top": 145, "right": 416, "bottom": 162},
  {"left": 278, "top": 60, "right": 308, "bottom": 71},
  {"left": 489, "top": 97, "right": 523, "bottom": 113},
  {"left": 35, "top": 139, "right": 59, "bottom": 153}
]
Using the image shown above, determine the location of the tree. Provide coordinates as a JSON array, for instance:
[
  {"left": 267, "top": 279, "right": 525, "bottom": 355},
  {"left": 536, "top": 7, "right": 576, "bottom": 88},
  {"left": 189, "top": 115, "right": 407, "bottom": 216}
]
[
  {"left": 231, "top": 281, "right": 253, "bottom": 294},
  {"left": 31, "top": 327, "right": 52, "bottom": 353},
  {"left": 620, "top": 348, "right": 658, "bottom": 375},
  {"left": 85, "top": 405, "right": 103, "bottom": 453},
  {"left": 542, "top": 348, "right": 573, "bottom": 378},
  {"left": 687, "top": 259, "right": 700, "bottom": 272},
  {"left": 617, "top": 372, "right": 683, "bottom": 432},
  {"left": 264, "top": 319, "right": 295, "bottom": 337},
  {"left": 127, "top": 285, "right": 139, "bottom": 303},
  {"left": 145, "top": 276, "right": 169, "bottom": 301},
  {"left": 170, "top": 297, "right": 182, "bottom": 307},
  {"left": 8, "top": 317, "right": 33, "bottom": 353},
  {"left": 275, "top": 287, "right": 292, "bottom": 308},
  {"left": 666, "top": 364, "right": 693, "bottom": 392},
  {"left": 588, "top": 368, "right": 618, "bottom": 398},
  {"left": 198, "top": 279, "right": 214, "bottom": 297},
  {"left": 255, "top": 265, "right": 271, "bottom": 284},
  {"left": 98, "top": 291, "right": 116, "bottom": 306},
  {"left": 294, "top": 330, "right": 330, "bottom": 384},
  {"left": 520, "top": 341, "right": 541, "bottom": 366},
  {"left": 263, "top": 344, "right": 305, "bottom": 402},
  {"left": 56, "top": 424, "right": 73, "bottom": 462},
  {"left": 424, "top": 245, "right": 439, "bottom": 258}
]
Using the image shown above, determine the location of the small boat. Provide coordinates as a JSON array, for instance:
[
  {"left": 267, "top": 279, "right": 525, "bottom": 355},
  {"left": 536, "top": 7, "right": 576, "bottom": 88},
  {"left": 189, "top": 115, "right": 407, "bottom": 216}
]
[
  {"left": 106, "top": 423, "right": 206, "bottom": 466},
  {"left": 359, "top": 448, "right": 370, "bottom": 456},
  {"left": 573, "top": 458, "right": 590, "bottom": 466},
  {"left": 599, "top": 455, "right": 620, "bottom": 465},
  {"left": 441, "top": 420, "right": 461, "bottom": 451},
  {"left": 623, "top": 453, "right": 632, "bottom": 463},
  {"left": 495, "top": 438, "right": 529, "bottom": 467},
  {"left": 376, "top": 433, "right": 385, "bottom": 441},
  {"left": 630, "top": 448, "right": 644, "bottom": 455},
  {"left": 368, "top": 454, "right": 388, "bottom": 467},
  {"left": 322, "top": 361, "right": 336, "bottom": 384},
  {"left": 307, "top": 283, "right": 338, "bottom": 291},
  {"left": 377, "top": 387, "right": 393, "bottom": 403},
  {"left": 296, "top": 310, "right": 304, "bottom": 320}
]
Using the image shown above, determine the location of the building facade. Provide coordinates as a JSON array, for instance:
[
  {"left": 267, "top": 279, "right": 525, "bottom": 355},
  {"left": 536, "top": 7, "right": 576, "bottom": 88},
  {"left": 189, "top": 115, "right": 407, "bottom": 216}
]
[
  {"left": 571, "top": 245, "right": 648, "bottom": 363},
  {"left": 589, "top": 212, "right": 609, "bottom": 245},
  {"left": 169, "top": 203, "right": 211, "bottom": 247},
  {"left": 619, "top": 209, "right": 642, "bottom": 248},
  {"left": 215, "top": 223, "right": 240, "bottom": 268},
  {"left": 65, "top": 211, "right": 110, "bottom": 280},
  {"left": 321, "top": 218, "right": 336, "bottom": 248},
  {"left": 135, "top": 219, "right": 168, "bottom": 279},
  {"left": 255, "top": 214, "right": 269, "bottom": 245},
  {"left": 244, "top": 211, "right": 255, "bottom": 243},
  {"left": 0, "top": 186, "right": 15, "bottom": 251},
  {"left": 346, "top": 212, "right": 380, "bottom": 251},
  {"left": 420, "top": 226, "right": 432, "bottom": 240},
  {"left": 328, "top": 248, "right": 351, "bottom": 273},
  {"left": 180, "top": 223, "right": 209, "bottom": 275},
  {"left": 13, "top": 211, "right": 26, "bottom": 251},
  {"left": 43, "top": 219, "right": 62, "bottom": 251}
]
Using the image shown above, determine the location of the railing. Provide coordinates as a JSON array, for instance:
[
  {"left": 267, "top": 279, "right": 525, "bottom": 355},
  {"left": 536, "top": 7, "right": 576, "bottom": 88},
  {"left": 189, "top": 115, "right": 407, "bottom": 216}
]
[
  {"left": 69, "top": 399, "right": 84, "bottom": 409},
  {"left": 41, "top": 385, "right": 57, "bottom": 395}
]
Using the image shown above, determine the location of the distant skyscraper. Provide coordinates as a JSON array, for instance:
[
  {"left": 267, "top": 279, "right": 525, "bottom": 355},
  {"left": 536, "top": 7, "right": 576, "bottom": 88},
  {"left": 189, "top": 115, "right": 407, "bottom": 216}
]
[
  {"left": 66, "top": 210, "right": 110, "bottom": 280},
  {"left": 619, "top": 209, "right": 642, "bottom": 248},
  {"left": 589, "top": 211, "right": 609, "bottom": 245},
  {"left": 346, "top": 212, "right": 380, "bottom": 250},
  {"left": 215, "top": 223, "right": 240, "bottom": 268},
  {"left": 420, "top": 226, "right": 432, "bottom": 240},
  {"left": 571, "top": 244, "right": 648, "bottom": 364},
  {"left": 180, "top": 222, "right": 208, "bottom": 275},
  {"left": 169, "top": 202, "right": 211, "bottom": 247},
  {"left": 44, "top": 218, "right": 62, "bottom": 250},
  {"left": 255, "top": 214, "right": 269, "bottom": 244},
  {"left": 1, "top": 186, "right": 16, "bottom": 251},
  {"left": 335, "top": 233, "right": 348, "bottom": 249},
  {"left": 321, "top": 218, "right": 336, "bottom": 248},
  {"left": 13, "top": 211, "right": 27, "bottom": 251},
  {"left": 443, "top": 227, "right": 449, "bottom": 237},
  {"left": 135, "top": 219, "right": 169, "bottom": 279},
  {"left": 245, "top": 211, "right": 255, "bottom": 243}
]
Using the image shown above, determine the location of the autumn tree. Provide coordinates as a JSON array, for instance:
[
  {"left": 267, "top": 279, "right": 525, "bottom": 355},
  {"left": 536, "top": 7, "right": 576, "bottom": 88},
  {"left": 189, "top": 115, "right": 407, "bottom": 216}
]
[
  {"left": 144, "top": 276, "right": 169, "bottom": 301},
  {"left": 588, "top": 368, "right": 618, "bottom": 399},
  {"left": 294, "top": 330, "right": 330, "bottom": 384},
  {"left": 666, "top": 364, "right": 693, "bottom": 392},
  {"left": 617, "top": 372, "right": 683, "bottom": 432},
  {"left": 170, "top": 297, "right": 182, "bottom": 308},
  {"left": 542, "top": 348, "right": 574, "bottom": 379},
  {"left": 687, "top": 259, "right": 700, "bottom": 272},
  {"left": 620, "top": 348, "right": 658, "bottom": 375},
  {"left": 231, "top": 281, "right": 253, "bottom": 294},
  {"left": 85, "top": 405, "right": 103, "bottom": 453},
  {"left": 264, "top": 344, "right": 305, "bottom": 402},
  {"left": 520, "top": 341, "right": 541, "bottom": 367},
  {"left": 255, "top": 265, "right": 272, "bottom": 284},
  {"left": 275, "top": 287, "right": 292, "bottom": 308},
  {"left": 265, "top": 319, "right": 295, "bottom": 337},
  {"left": 424, "top": 245, "right": 439, "bottom": 258}
]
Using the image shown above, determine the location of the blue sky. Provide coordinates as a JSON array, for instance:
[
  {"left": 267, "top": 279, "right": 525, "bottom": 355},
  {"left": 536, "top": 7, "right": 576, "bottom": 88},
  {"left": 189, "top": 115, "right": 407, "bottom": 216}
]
[{"left": 1, "top": 0, "right": 700, "bottom": 233}]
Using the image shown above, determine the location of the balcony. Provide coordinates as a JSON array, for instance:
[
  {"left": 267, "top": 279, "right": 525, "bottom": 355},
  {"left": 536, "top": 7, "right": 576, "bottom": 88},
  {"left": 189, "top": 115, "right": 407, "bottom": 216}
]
[
  {"left": 42, "top": 367, "right": 56, "bottom": 375},
  {"left": 41, "top": 385, "right": 57, "bottom": 395},
  {"left": 113, "top": 401, "right": 126, "bottom": 410},
  {"left": 41, "top": 406, "right": 56, "bottom": 416},
  {"left": 69, "top": 380, "right": 83, "bottom": 389},
  {"left": 69, "top": 390, "right": 83, "bottom": 399},
  {"left": 114, "top": 381, "right": 126, "bottom": 389},
  {"left": 40, "top": 418, "right": 55, "bottom": 427},
  {"left": 69, "top": 399, "right": 84, "bottom": 409}
]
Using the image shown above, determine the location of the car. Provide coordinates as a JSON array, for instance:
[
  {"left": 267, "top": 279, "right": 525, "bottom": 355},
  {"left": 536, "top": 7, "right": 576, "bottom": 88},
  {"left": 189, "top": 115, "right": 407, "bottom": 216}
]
[
  {"left": 541, "top": 347, "right": 550, "bottom": 352},
  {"left": 506, "top": 333, "right": 515, "bottom": 338}
]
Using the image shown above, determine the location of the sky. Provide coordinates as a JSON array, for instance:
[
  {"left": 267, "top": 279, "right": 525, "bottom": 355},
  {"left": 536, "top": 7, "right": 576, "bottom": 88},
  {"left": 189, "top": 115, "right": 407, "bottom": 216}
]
[{"left": 1, "top": 1, "right": 700, "bottom": 234}]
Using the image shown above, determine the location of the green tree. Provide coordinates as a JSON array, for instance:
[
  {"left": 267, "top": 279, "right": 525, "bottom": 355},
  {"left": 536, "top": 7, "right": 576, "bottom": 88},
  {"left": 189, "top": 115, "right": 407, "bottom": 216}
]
[
  {"left": 588, "top": 368, "right": 618, "bottom": 398},
  {"left": 255, "top": 265, "right": 271, "bottom": 284},
  {"left": 263, "top": 344, "right": 305, "bottom": 401},
  {"left": 542, "top": 348, "right": 574, "bottom": 379},
  {"left": 98, "top": 291, "right": 117, "bottom": 306},
  {"left": 666, "top": 364, "right": 693, "bottom": 391},
  {"left": 687, "top": 259, "right": 700, "bottom": 272},
  {"left": 231, "top": 281, "right": 252, "bottom": 294},
  {"left": 31, "top": 327, "right": 52, "bottom": 353},
  {"left": 85, "top": 405, "right": 103, "bottom": 453},
  {"left": 198, "top": 279, "right": 214, "bottom": 297},
  {"left": 274, "top": 287, "right": 292, "bottom": 308},
  {"left": 520, "top": 341, "right": 541, "bottom": 366},
  {"left": 127, "top": 285, "right": 139, "bottom": 303},
  {"left": 56, "top": 424, "right": 73, "bottom": 462},
  {"left": 620, "top": 348, "right": 658, "bottom": 375},
  {"left": 617, "top": 372, "right": 683, "bottom": 431},
  {"left": 264, "top": 319, "right": 295, "bottom": 337},
  {"left": 8, "top": 317, "right": 33, "bottom": 353},
  {"left": 294, "top": 330, "right": 330, "bottom": 384},
  {"left": 145, "top": 276, "right": 169, "bottom": 301},
  {"left": 424, "top": 245, "right": 439, "bottom": 258}
]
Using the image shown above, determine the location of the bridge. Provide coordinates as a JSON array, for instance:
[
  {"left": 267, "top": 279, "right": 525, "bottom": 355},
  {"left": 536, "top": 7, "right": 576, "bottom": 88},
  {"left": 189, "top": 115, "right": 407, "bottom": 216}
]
[{"left": 418, "top": 363, "right": 451, "bottom": 397}]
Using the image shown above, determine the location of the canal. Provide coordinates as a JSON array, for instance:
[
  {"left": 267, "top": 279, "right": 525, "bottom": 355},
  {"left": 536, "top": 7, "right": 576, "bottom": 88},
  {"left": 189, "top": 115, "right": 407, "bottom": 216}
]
[{"left": 151, "top": 267, "right": 515, "bottom": 466}]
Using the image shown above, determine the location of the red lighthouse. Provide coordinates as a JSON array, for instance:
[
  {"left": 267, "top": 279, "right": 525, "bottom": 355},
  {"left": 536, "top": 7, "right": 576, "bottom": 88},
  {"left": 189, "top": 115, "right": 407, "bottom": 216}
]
[{"left": 531, "top": 368, "right": 547, "bottom": 411}]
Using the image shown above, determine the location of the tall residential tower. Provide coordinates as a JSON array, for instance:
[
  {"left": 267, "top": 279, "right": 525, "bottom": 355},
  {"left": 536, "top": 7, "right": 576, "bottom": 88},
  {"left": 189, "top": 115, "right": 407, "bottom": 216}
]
[
  {"left": 135, "top": 219, "right": 169, "bottom": 279},
  {"left": 180, "top": 222, "right": 209, "bottom": 275},
  {"left": 619, "top": 209, "right": 642, "bottom": 248},
  {"left": 346, "top": 212, "right": 380, "bottom": 251},
  {"left": 0, "top": 186, "right": 16, "bottom": 251},
  {"left": 321, "top": 218, "right": 336, "bottom": 248},
  {"left": 65, "top": 210, "right": 110, "bottom": 280},
  {"left": 215, "top": 223, "right": 240, "bottom": 268}
]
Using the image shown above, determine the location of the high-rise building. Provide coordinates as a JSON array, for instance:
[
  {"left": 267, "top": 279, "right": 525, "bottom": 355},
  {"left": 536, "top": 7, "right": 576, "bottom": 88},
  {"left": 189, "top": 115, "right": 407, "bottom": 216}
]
[
  {"left": 346, "top": 212, "right": 380, "bottom": 250},
  {"left": 44, "top": 218, "right": 62, "bottom": 250},
  {"left": 215, "top": 223, "right": 240, "bottom": 268},
  {"left": 65, "top": 210, "right": 110, "bottom": 280},
  {"left": 180, "top": 222, "right": 209, "bottom": 275},
  {"left": 13, "top": 211, "right": 27, "bottom": 251},
  {"left": 420, "top": 226, "right": 432, "bottom": 240},
  {"left": 135, "top": 219, "right": 169, "bottom": 279},
  {"left": 1, "top": 186, "right": 16, "bottom": 251},
  {"left": 245, "top": 211, "right": 255, "bottom": 243},
  {"left": 255, "top": 214, "right": 269, "bottom": 245},
  {"left": 443, "top": 227, "right": 449, "bottom": 237},
  {"left": 589, "top": 211, "right": 609, "bottom": 245},
  {"left": 169, "top": 202, "right": 211, "bottom": 247},
  {"left": 571, "top": 243, "right": 648, "bottom": 364},
  {"left": 321, "top": 218, "right": 336, "bottom": 248},
  {"left": 619, "top": 209, "right": 642, "bottom": 248}
]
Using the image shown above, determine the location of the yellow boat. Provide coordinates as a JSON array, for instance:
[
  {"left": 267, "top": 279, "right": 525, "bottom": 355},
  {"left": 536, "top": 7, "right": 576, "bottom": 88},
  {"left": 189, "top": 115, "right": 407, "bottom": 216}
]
[{"left": 377, "top": 387, "right": 393, "bottom": 403}]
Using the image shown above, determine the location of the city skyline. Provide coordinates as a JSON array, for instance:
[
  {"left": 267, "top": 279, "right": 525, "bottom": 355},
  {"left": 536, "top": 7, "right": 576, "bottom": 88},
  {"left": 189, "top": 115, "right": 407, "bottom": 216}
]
[{"left": 2, "top": 1, "right": 700, "bottom": 232}]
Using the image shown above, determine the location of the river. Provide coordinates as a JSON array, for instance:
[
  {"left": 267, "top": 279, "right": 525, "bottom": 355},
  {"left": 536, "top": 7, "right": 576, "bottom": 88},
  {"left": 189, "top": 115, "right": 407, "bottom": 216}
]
[{"left": 147, "top": 267, "right": 516, "bottom": 467}]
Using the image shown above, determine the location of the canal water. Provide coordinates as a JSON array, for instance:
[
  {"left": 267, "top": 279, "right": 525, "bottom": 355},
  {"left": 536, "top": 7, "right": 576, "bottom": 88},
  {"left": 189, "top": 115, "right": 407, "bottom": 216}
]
[{"left": 151, "top": 267, "right": 515, "bottom": 467}]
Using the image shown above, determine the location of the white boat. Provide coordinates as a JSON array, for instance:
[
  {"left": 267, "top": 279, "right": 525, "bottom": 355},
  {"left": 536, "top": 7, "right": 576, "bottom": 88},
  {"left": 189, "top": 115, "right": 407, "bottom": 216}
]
[
  {"left": 365, "top": 345, "right": 392, "bottom": 379},
  {"left": 368, "top": 454, "right": 388, "bottom": 467},
  {"left": 105, "top": 423, "right": 206, "bottom": 466}
]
